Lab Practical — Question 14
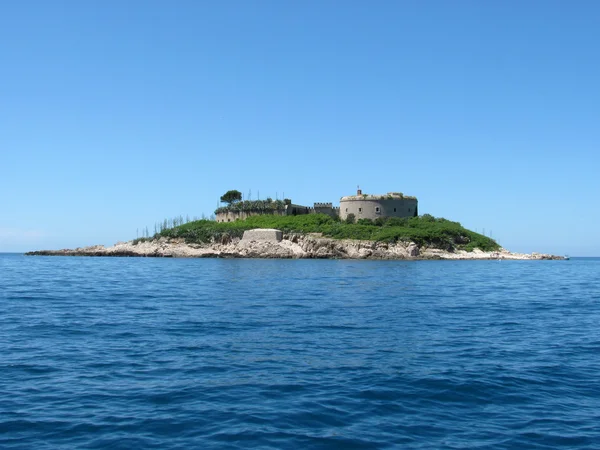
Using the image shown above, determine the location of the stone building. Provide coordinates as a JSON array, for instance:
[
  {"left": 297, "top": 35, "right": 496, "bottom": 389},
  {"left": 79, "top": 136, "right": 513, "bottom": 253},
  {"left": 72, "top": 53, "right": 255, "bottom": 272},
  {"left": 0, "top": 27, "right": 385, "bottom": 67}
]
[
  {"left": 312, "top": 202, "right": 340, "bottom": 218},
  {"left": 215, "top": 189, "right": 418, "bottom": 222},
  {"left": 215, "top": 201, "right": 309, "bottom": 223},
  {"left": 339, "top": 189, "right": 418, "bottom": 221}
]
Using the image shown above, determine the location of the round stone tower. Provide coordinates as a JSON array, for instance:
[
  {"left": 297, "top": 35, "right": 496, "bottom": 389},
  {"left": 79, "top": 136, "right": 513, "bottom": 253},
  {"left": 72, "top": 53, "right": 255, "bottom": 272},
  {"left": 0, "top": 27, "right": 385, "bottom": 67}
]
[{"left": 339, "top": 189, "right": 418, "bottom": 221}]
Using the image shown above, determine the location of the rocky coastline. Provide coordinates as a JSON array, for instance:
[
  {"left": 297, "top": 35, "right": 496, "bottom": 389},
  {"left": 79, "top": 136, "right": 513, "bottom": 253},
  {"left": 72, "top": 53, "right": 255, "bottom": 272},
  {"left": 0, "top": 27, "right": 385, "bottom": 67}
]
[{"left": 26, "top": 230, "right": 563, "bottom": 260}]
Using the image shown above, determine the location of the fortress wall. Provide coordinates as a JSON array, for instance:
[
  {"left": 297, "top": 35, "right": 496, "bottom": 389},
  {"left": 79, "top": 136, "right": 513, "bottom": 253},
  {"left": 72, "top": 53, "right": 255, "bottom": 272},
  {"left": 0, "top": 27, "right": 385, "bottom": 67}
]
[
  {"left": 285, "top": 204, "right": 311, "bottom": 216},
  {"left": 216, "top": 210, "right": 287, "bottom": 223},
  {"left": 340, "top": 198, "right": 418, "bottom": 221},
  {"left": 216, "top": 204, "right": 310, "bottom": 222},
  {"left": 312, "top": 203, "right": 339, "bottom": 218}
]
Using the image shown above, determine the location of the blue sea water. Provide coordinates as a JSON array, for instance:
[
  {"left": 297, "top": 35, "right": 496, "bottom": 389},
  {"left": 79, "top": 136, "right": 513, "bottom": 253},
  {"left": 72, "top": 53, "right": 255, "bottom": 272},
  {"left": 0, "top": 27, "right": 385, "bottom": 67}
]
[{"left": 1, "top": 254, "right": 599, "bottom": 449}]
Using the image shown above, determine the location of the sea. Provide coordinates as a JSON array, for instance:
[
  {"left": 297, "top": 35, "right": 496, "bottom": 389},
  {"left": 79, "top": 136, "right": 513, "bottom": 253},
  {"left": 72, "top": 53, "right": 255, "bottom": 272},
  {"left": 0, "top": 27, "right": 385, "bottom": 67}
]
[{"left": 1, "top": 254, "right": 599, "bottom": 449}]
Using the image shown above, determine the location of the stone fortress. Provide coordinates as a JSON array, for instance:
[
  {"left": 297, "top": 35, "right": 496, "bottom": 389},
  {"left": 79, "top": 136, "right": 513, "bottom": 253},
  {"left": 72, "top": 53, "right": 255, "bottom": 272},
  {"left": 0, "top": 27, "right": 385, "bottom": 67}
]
[
  {"left": 216, "top": 188, "right": 418, "bottom": 223},
  {"left": 339, "top": 189, "right": 418, "bottom": 221}
]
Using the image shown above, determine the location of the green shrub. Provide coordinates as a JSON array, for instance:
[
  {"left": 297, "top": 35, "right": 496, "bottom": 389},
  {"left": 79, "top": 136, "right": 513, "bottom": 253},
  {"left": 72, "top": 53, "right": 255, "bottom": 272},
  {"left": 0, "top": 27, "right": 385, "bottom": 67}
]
[
  {"left": 153, "top": 213, "right": 500, "bottom": 251},
  {"left": 385, "top": 217, "right": 408, "bottom": 227},
  {"left": 356, "top": 218, "right": 374, "bottom": 226}
]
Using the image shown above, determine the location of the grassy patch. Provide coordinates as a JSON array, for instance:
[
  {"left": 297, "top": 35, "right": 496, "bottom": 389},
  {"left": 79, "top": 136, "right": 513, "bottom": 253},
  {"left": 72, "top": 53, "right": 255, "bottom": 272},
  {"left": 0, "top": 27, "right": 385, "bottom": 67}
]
[{"left": 153, "top": 214, "right": 500, "bottom": 252}]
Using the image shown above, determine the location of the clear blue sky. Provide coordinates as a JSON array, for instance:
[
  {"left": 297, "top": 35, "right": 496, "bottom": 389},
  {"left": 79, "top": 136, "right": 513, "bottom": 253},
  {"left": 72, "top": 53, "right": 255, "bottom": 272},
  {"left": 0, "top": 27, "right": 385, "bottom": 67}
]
[{"left": 1, "top": 0, "right": 598, "bottom": 255}]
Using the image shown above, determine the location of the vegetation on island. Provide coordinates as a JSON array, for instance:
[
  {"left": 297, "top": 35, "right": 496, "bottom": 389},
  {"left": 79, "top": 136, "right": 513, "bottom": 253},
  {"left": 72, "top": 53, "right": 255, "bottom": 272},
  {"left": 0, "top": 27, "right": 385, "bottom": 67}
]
[
  {"left": 140, "top": 213, "right": 499, "bottom": 252},
  {"left": 215, "top": 198, "right": 290, "bottom": 215}
]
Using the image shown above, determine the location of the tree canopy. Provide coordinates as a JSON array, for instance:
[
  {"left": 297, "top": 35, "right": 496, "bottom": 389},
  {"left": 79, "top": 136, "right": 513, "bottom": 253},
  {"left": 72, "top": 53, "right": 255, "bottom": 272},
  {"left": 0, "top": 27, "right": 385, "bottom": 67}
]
[{"left": 220, "top": 190, "right": 242, "bottom": 205}]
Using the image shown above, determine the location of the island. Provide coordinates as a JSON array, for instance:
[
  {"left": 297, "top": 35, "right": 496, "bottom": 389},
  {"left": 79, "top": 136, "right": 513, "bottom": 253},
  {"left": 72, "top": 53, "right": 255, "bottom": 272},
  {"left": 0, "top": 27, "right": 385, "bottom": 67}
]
[{"left": 26, "top": 188, "right": 563, "bottom": 260}]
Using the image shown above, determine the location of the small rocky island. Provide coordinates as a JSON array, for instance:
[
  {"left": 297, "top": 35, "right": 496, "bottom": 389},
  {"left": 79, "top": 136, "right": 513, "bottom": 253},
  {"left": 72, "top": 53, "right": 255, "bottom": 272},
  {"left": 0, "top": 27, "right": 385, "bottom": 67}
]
[
  {"left": 26, "top": 189, "right": 564, "bottom": 260},
  {"left": 26, "top": 229, "right": 561, "bottom": 260}
]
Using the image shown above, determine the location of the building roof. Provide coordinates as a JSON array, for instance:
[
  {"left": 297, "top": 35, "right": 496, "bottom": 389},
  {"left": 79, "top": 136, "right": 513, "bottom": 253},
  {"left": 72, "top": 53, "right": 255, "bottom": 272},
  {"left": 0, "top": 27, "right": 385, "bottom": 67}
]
[{"left": 340, "top": 192, "right": 417, "bottom": 201}]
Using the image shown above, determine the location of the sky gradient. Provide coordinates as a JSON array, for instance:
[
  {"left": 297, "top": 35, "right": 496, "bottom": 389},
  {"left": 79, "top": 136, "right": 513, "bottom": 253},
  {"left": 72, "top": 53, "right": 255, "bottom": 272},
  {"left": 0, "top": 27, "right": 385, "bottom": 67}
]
[{"left": 1, "top": 0, "right": 599, "bottom": 255}]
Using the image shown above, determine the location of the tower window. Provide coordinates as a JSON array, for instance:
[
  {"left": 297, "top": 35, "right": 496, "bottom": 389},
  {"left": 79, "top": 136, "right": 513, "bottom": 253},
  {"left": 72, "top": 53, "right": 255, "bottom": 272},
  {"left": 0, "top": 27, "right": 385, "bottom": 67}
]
[
  {"left": 358, "top": 208, "right": 362, "bottom": 213},
  {"left": 375, "top": 207, "right": 380, "bottom": 213},
  {"left": 394, "top": 208, "right": 397, "bottom": 212}
]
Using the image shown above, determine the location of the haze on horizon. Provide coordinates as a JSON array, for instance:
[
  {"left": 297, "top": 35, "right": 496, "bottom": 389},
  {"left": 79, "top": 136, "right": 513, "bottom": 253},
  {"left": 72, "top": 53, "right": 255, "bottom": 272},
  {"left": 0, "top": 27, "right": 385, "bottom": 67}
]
[{"left": 1, "top": 1, "right": 599, "bottom": 256}]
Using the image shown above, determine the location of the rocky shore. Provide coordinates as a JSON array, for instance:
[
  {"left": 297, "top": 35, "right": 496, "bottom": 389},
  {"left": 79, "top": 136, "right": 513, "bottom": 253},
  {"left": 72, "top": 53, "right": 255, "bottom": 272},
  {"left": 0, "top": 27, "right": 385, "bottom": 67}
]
[{"left": 26, "top": 229, "right": 563, "bottom": 260}]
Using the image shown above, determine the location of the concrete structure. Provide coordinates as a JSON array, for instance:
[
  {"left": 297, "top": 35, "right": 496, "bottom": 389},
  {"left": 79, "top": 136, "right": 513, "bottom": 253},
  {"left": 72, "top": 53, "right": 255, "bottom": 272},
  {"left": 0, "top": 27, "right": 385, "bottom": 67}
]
[
  {"left": 339, "top": 189, "right": 418, "bottom": 221},
  {"left": 241, "top": 229, "right": 283, "bottom": 242}
]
